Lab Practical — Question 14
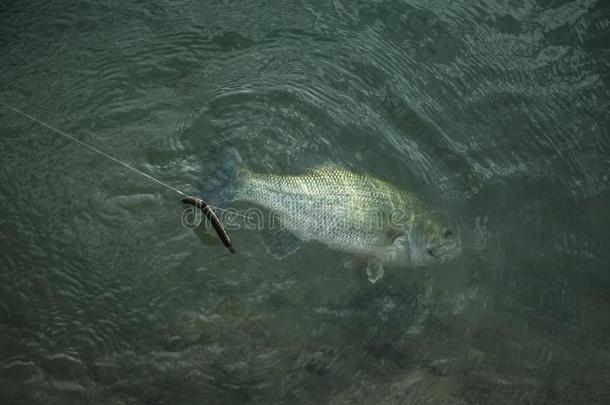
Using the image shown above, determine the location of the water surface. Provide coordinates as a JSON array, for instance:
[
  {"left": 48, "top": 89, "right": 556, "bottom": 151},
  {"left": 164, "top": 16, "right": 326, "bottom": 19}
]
[{"left": 1, "top": 0, "right": 609, "bottom": 403}]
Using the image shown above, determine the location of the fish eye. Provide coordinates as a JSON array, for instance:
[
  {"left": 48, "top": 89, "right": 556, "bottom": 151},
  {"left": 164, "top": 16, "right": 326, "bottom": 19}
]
[
  {"left": 443, "top": 229, "right": 453, "bottom": 237},
  {"left": 427, "top": 248, "right": 435, "bottom": 257}
]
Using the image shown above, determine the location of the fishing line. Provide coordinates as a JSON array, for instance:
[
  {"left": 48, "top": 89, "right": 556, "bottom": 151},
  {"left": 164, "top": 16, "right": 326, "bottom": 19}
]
[{"left": 0, "top": 101, "right": 249, "bottom": 220}]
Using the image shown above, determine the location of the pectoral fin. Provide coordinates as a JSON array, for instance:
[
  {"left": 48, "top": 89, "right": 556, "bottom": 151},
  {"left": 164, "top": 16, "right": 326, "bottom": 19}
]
[
  {"left": 366, "top": 258, "right": 384, "bottom": 284},
  {"left": 260, "top": 227, "right": 304, "bottom": 259}
]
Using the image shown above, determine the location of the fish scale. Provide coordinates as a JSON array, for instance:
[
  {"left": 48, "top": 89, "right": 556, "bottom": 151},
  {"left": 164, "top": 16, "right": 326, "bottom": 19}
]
[{"left": 233, "top": 167, "right": 418, "bottom": 258}]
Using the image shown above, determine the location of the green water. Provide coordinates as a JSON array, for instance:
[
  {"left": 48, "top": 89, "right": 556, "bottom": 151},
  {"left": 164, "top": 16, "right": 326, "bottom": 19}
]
[{"left": 1, "top": 0, "right": 609, "bottom": 403}]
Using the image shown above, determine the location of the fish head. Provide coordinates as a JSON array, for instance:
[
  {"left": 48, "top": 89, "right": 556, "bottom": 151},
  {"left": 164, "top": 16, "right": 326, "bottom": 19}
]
[{"left": 394, "top": 214, "right": 461, "bottom": 267}]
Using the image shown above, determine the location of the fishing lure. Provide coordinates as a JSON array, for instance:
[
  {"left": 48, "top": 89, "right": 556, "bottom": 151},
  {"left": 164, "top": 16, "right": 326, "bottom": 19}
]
[{"left": 181, "top": 196, "right": 235, "bottom": 253}]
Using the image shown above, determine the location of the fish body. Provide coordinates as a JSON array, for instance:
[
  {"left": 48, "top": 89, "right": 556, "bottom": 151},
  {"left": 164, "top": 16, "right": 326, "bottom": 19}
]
[
  {"left": 236, "top": 168, "right": 414, "bottom": 263},
  {"left": 204, "top": 150, "right": 461, "bottom": 282}
]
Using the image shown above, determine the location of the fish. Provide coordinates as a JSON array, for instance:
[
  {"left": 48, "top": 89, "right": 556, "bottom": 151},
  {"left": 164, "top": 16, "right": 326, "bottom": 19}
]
[{"left": 203, "top": 149, "right": 461, "bottom": 283}]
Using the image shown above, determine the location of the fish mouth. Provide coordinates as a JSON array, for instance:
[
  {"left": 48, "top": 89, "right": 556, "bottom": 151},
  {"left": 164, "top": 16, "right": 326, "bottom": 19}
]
[
  {"left": 426, "top": 245, "right": 456, "bottom": 262},
  {"left": 426, "top": 247, "right": 447, "bottom": 264},
  {"left": 427, "top": 240, "right": 462, "bottom": 262}
]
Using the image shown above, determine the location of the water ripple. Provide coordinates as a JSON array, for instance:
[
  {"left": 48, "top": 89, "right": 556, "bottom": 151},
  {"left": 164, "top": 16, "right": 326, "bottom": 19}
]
[{"left": 1, "top": 0, "right": 609, "bottom": 403}]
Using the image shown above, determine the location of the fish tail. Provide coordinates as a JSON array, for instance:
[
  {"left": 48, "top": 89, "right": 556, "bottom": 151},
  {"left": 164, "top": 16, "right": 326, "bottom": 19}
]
[{"left": 199, "top": 148, "right": 247, "bottom": 208}]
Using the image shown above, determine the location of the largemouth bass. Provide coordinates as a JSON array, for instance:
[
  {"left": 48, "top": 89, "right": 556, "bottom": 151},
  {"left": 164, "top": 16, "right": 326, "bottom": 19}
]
[{"left": 203, "top": 149, "right": 461, "bottom": 283}]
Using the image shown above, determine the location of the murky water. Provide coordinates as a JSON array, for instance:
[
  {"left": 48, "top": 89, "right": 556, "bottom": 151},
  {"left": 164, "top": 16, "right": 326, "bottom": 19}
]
[{"left": 1, "top": 0, "right": 609, "bottom": 403}]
